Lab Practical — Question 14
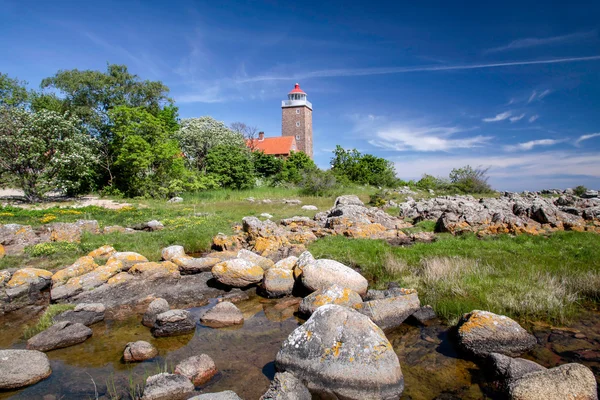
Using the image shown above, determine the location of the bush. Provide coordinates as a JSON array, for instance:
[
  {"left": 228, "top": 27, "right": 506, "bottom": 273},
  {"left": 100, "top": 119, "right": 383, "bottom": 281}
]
[
  {"left": 276, "top": 151, "right": 317, "bottom": 184},
  {"left": 252, "top": 151, "right": 283, "bottom": 178},
  {"left": 573, "top": 185, "right": 587, "bottom": 197},
  {"left": 449, "top": 165, "right": 493, "bottom": 193},
  {"left": 205, "top": 145, "right": 255, "bottom": 189},
  {"left": 416, "top": 174, "right": 451, "bottom": 191},
  {"left": 331, "top": 145, "right": 399, "bottom": 187},
  {"left": 25, "top": 242, "right": 80, "bottom": 257},
  {"left": 299, "top": 169, "right": 338, "bottom": 196}
]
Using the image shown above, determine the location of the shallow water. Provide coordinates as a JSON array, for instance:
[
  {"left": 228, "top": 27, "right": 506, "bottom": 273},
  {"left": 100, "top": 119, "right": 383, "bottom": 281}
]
[{"left": 1, "top": 296, "right": 599, "bottom": 399}]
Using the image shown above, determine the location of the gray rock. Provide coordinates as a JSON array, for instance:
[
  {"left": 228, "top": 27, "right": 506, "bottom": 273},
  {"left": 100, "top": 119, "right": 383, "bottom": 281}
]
[
  {"left": 299, "top": 284, "right": 362, "bottom": 316},
  {"left": 132, "top": 220, "right": 164, "bottom": 231},
  {"left": 411, "top": 305, "right": 437, "bottom": 324},
  {"left": 151, "top": 310, "right": 195, "bottom": 337},
  {"left": 581, "top": 189, "right": 599, "bottom": 198},
  {"left": 261, "top": 213, "right": 274, "bottom": 219},
  {"left": 334, "top": 195, "right": 364, "bottom": 207},
  {"left": 263, "top": 268, "right": 294, "bottom": 298},
  {"left": 174, "top": 354, "right": 217, "bottom": 386},
  {"left": 456, "top": 310, "right": 537, "bottom": 357},
  {"left": 301, "top": 205, "right": 318, "bottom": 211},
  {"left": 161, "top": 245, "right": 186, "bottom": 261},
  {"left": 260, "top": 371, "right": 311, "bottom": 400},
  {"left": 200, "top": 301, "right": 243, "bottom": 328},
  {"left": 283, "top": 199, "right": 302, "bottom": 205},
  {"left": 276, "top": 304, "right": 404, "bottom": 399},
  {"left": 0, "top": 349, "right": 52, "bottom": 389},
  {"left": 212, "top": 258, "right": 264, "bottom": 287},
  {"left": 27, "top": 321, "right": 92, "bottom": 351},
  {"left": 0, "top": 224, "right": 38, "bottom": 246},
  {"left": 124, "top": 340, "right": 158, "bottom": 362},
  {"left": 143, "top": 298, "right": 170, "bottom": 327},
  {"left": 173, "top": 256, "right": 221, "bottom": 274},
  {"left": 141, "top": 373, "right": 194, "bottom": 400},
  {"left": 489, "top": 353, "right": 546, "bottom": 386},
  {"left": 54, "top": 303, "right": 105, "bottom": 326},
  {"left": 354, "top": 290, "right": 420, "bottom": 331},
  {"left": 301, "top": 259, "right": 368, "bottom": 296},
  {"left": 168, "top": 196, "right": 184, "bottom": 203},
  {"left": 237, "top": 249, "right": 275, "bottom": 270},
  {"left": 188, "top": 391, "right": 243, "bottom": 400},
  {"left": 508, "top": 363, "right": 597, "bottom": 400}
]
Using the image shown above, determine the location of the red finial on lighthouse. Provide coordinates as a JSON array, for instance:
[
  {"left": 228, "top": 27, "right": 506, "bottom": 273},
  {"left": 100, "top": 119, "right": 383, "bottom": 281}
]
[{"left": 288, "top": 83, "right": 306, "bottom": 94}]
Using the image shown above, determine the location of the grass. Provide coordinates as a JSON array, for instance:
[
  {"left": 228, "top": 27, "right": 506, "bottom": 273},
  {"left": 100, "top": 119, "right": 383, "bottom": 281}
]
[
  {"left": 23, "top": 303, "right": 76, "bottom": 338},
  {"left": 308, "top": 232, "right": 600, "bottom": 325}
]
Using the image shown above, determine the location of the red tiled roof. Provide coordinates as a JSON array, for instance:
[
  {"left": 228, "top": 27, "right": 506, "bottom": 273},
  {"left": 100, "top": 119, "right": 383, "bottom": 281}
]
[
  {"left": 247, "top": 136, "right": 297, "bottom": 155},
  {"left": 288, "top": 83, "right": 306, "bottom": 94}
]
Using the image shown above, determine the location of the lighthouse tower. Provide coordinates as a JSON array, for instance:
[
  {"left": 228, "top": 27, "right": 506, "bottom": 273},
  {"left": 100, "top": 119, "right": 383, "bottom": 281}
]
[{"left": 281, "top": 83, "right": 313, "bottom": 159}]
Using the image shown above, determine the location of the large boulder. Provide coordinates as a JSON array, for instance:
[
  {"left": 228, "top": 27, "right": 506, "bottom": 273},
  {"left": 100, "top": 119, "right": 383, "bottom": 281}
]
[
  {"left": 88, "top": 245, "right": 116, "bottom": 260},
  {"left": 141, "top": 373, "right": 194, "bottom": 400},
  {"left": 52, "top": 256, "right": 98, "bottom": 287},
  {"left": 274, "top": 256, "right": 298, "bottom": 270},
  {"left": 6, "top": 267, "right": 52, "bottom": 289},
  {"left": 456, "top": 310, "right": 537, "bottom": 357},
  {"left": 26, "top": 321, "right": 92, "bottom": 351},
  {"left": 301, "top": 259, "right": 368, "bottom": 296},
  {"left": 129, "top": 261, "right": 180, "bottom": 280},
  {"left": 173, "top": 256, "right": 221, "bottom": 274},
  {"left": 276, "top": 305, "right": 404, "bottom": 399},
  {"left": 488, "top": 353, "right": 546, "bottom": 386},
  {"left": 299, "top": 284, "right": 362, "bottom": 316},
  {"left": 263, "top": 268, "right": 295, "bottom": 298},
  {"left": 189, "top": 392, "right": 242, "bottom": 400},
  {"left": 353, "top": 289, "right": 420, "bottom": 331},
  {"left": 54, "top": 303, "right": 105, "bottom": 326},
  {"left": 151, "top": 310, "right": 195, "bottom": 337},
  {"left": 107, "top": 251, "right": 148, "bottom": 271},
  {"left": 0, "top": 349, "right": 52, "bottom": 389},
  {"left": 334, "top": 195, "right": 364, "bottom": 207},
  {"left": 237, "top": 249, "right": 275, "bottom": 270},
  {"left": 260, "top": 372, "right": 311, "bottom": 400},
  {"left": 124, "top": 340, "right": 158, "bottom": 362},
  {"left": 174, "top": 354, "right": 218, "bottom": 386},
  {"left": 143, "top": 298, "right": 170, "bottom": 327},
  {"left": 200, "top": 301, "right": 244, "bottom": 328},
  {"left": 0, "top": 224, "right": 37, "bottom": 247},
  {"left": 211, "top": 258, "right": 264, "bottom": 287},
  {"left": 508, "top": 363, "right": 597, "bottom": 400},
  {"left": 161, "top": 245, "right": 186, "bottom": 261}
]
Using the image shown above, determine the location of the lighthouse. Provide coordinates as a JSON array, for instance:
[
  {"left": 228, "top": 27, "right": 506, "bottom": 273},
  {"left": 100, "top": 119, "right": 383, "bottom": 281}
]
[{"left": 281, "top": 83, "right": 313, "bottom": 159}]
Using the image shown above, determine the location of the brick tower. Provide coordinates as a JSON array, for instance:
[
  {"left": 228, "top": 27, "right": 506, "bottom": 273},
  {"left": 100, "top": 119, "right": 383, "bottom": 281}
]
[{"left": 281, "top": 83, "right": 313, "bottom": 159}]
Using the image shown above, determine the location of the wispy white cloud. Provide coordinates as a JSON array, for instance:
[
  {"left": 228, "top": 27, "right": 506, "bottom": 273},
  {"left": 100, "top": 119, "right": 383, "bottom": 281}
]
[
  {"left": 484, "top": 30, "right": 597, "bottom": 54},
  {"left": 509, "top": 113, "right": 526, "bottom": 122},
  {"left": 237, "top": 56, "right": 600, "bottom": 83},
  {"left": 483, "top": 112, "right": 512, "bottom": 122},
  {"left": 528, "top": 89, "right": 552, "bottom": 103},
  {"left": 575, "top": 132, "right": 600, "bottom": 146},
  {"left": 529, "top": 114, "right": 539, "bottom": 123},
  {"left": 504, "top": 139, "right": 562, "bottom": 151}
]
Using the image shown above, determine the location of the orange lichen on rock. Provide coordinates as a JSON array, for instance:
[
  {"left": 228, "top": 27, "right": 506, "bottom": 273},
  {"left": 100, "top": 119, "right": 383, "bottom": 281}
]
[
  {"left": 7, "top": 268, "right": 52, "bottom": 287},
  {"left": 52, "top": 256, "right": 98, "bottom": 286}
]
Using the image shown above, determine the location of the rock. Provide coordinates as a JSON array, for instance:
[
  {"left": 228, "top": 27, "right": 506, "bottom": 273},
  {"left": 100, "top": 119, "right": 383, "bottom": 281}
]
[
  {"left": 294, "top": 251, "right": 315, "bottom": 279},
  {"left": 0, "top": 349, "right": 52, "bottom": 389},
  {"left": 174, "top": 354, "right": 217, "bottom": 386},
  {"left": 0, "top": 270, "right": 10, "bottom": 286},
  {"left": 237, "top": 249, "right": 275, "bottom": 270},
  {"left": 334, "top": 195, "right": 364, "bottom": 207},
  {"left": 211, "top": 258, "right": 264, "bottom": 287},
  {"left": 263, "top": 268, "right": 295, "bottom": 297},
  {"left": 168, "top": 196, "right": 184, "bottom": 203},
  {"left": 124, "top": 340, "right": 158, "bottom": 362},
  {"left": 261, "top": 213, "right": 274, "bottom": 219},
  {"left": 50, "top": 261, "right": 122, "bottom": 302},
  {"left": 353, "top": 289, "right": 420, "bottom": 331},
  {"left": 141, "top": 373, "right": 194, "bottom": 400},
  {"left": 52, "top": 256, "right": 98, "bottom": 287},
  {"left": 87, "top": 245, "right": 116, "bottom": 260},
  {"left": 6, "top": 268, "right": 52, "bottom": 289},
  {"left": 103, "top": 225, "right": 135, "bottom": 234},
  {"left": 161, "top": 245, "right": 186, "bottom": 261},
  {"left": 129, "top": 261, "right": 180, "bottom": 280},
  {"left": 151, "top": 310, "right": 195, "bottom": 337},
  {"left": 301, "top": 205, "right": 318, "bottom": 211},
  {"left": 27, "top": 321, "right": 92, "bottom": 351},
  {"left": 200, "top": 301, "right": 244, "bottom": 328},
  {"left": 146, "top": 220, "right": 165, "bottom": 231},
  {"left": 276, "top": 305, "right": 404, "bottom": 399},
  {"left": 143, "top": 298, "right": 170, "bottom": 327},
  {"left": 301, "top": 259, "right": 368, "bottom": 296},
  {"left": 411, "top": 305, "right": 437, "bottom": 324},
  {"left": 0, "top": 224, "right": 38, "bottom": 247},
  {"left": 47, "top": 220, "right": 99, "bottom": 242},
  {"left": 489, "top": 353, "right": 546, "bottom": 385},
  {"left": 508, "top": 363, "right": 597, "bottom": 400},
  {"left": 274, "top": 256, "right": 298, "bottom": 270},
  {"left": 260, "top": 371, "right": 311, "bottom": 400},
  {"left": 581, "top": 189, "right": 599, "bottom": 198},
  {"left": 173, "top": 256, "right": 221, "bottom": 274},
  {"left": 188, "top": 391, "right": 242, "bottom": 400},
  {"left": 299, "top": 284, "right": 362, "bottom": 316},
  {"left": 0, "top": 244, "right": 5, "bottom": 259},
  {"left": 108, "top": 252, "right": 148, "bottom": 271},
  {"left": 456, "top": 310, "right": 537, "bottom": 357},
  {"left": 54, "top": 303, "right": 105, "bottom": 326},
  {"left": 283, "top": 199, "right": 302, "bottom": 205}
]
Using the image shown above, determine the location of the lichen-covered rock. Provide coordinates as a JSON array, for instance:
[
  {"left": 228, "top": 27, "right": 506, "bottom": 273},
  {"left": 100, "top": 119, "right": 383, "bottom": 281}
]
[
  {"left": 0, "top": 270, "right": 10, "bottom": 286},
  {"left": 237, "top": 249, "right": 275, "bottom": 270},
  {"left": 51, "top": 260, "right": 123, "bottom": 301},
  {"left": 334, "top": 195, "right": 364, "bottom": 207},
  {"left": 0, "top": 224, "right": 37, "bottom": 246},
  {"left": 189, "top": 392, "right": 243, "bottom": 400},
  {"left": 151, "top": 310, "right": 195, "bottom": 337},
  {"left": 0, "top": 244, "right": 5, "bottom": 259},
  {"left": 211, "top": 258, "right": 264, "bottom": 287},
  {"left": 6, "top": 268, "right": 52, "bottom": 289},
  {"left": 143, "top": 298, "right": 170, "bottom": 327},
  {"left": 174, "top": 354, "right": 218, "bottom": 386},
  {"left": 0, "top": 349, "right": 52, "bottom": 389},
  {"left": 489, "top": 353, "right": 546, "bottom": 386},
  {"left": 353, "top": 289, "right": 420, "bottom": 331},
  {"left": 172, "top": 256, "right": 221, "bottom": 274},
  {"left": 263, "top": 268, "right": 295, "bottom": 298},
  {"left": 48, "top": 220, "right": 99, "bottom": 242},
  {"left": 161, "top": 245, "right": 186, "bottom": 261},
  {"left": 107, "top": 252, "right": 148, "bottom": 271},
  {"left": 457, "top": 310, "right": 537, "bottom": 357},
  {"left": 260, "top": 371, "right": 311, "bottom": 400},
  {"left": 294, "top": 251, "right": 315, "bottom": 279},
  {"left": 299, "top": 284, "right": 362, "bottom": 316},
  {"left": 124, "top": 341, "right": 158, "bottom": 362},
  {"left": 87, "top": 245, "right": 116, "bottom": 259},
  {"left": 129, "top": 261, "right": 180, "bottom": 280},
  {"left": 301, "top": 259, "right": 368, "bottom": 296},
  {"left": 54, "top": 303, "right": 105, "bottom": 326},
  {"left": 141, "top": 373, "right": 194, "bottom": 400},
  {"left": 26, "top": 321, "right": 92, "bottom": 351},
  {"left": 200, "top": 301, "right": 244, "bottom": 328},
  {"left": 274, "top": 256, "right": 298, "bottom": 270},
  {"left": 276, "top": 305, "right": 404, "bottom": 399},
  {"left": 411, "top": 305, "right": 437, "bottom": 324},
  {"left": 52, "top": 256, "right": 98, "bottom": 287},
  {"left": 107, "top": 272, "right": 134, "bottom": 286},
  {"left": 508, "top": 363, "right": 597, "bottom": 400}
]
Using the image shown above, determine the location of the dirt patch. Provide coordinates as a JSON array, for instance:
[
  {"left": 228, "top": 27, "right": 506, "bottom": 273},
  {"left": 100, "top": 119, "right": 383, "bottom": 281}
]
[{"left": 0, "top": 190, "right": 133, "bottom": 210}]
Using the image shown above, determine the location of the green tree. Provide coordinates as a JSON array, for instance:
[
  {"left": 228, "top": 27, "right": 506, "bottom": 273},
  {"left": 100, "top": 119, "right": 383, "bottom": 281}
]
[
  {"left": 0, "top": 107, "right": 97, "bottom": 201},
  {"left": 0, "top": 73, "right": 29, "bottom": 108},
  {"left": 252, "top": 151, "right": 283, "bottom": 178},
  {"left": 205, "top": 145, "right": 255, "bottom": 189},
  {"left": 573, "top": 185, "right": 587, "bottom": 197},
  {"left": 277, "top": 151, "right": 317, "bottom": 184},
  {"left": 299, "top": 169, "right": 338, "bottom": 196},
  {"left": 449, "top": 165, "right": 493, "bottom": 193},
  {"left": 176, "top": 117, "right": 245, "bottom": 171},
  {"left": 109, "top": 106, "right": 185, "bottom": 198},
  {"left": 330, "top": 145, "right": 398, "bottom": 187}
]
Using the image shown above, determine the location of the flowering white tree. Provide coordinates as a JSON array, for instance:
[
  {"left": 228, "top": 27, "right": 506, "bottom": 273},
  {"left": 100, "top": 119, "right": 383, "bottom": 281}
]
[
  {"left": 175, "top": 117, "right": 245, "bottom": 171},
  {"left": 0, "top": 107, "right": 97, "bottom": 202}
]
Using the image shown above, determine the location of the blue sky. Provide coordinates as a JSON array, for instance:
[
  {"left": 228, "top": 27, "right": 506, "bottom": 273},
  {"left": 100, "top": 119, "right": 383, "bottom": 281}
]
[{"left": 2, "top": 0, "right": 599, "bottom": 191}]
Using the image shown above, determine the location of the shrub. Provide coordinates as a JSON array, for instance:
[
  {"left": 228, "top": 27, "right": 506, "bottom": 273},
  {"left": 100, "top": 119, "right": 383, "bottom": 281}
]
[
  {"left": 449, "top": 165, "right": 493, "bottom": 193},
  {"left": 25, "top": 242, "right": 80, "bottom": 257},
  {"left": 331, "top": 145, "right": 399, "bottom": 187},
  {"left": 573, "top": 185, "right": 587, "bottom": 197},
  {"left": 23, "top": 304, "right": 75, "bottom": 338},
  {"left": 205, "top": 145, "right": 255, "bottom": 189},
  {"left": 252, "top": 151, "right": 283, "bottom": 178},
  {"left": 276, "top": 151, "right": 317, "bottom": 184},
  {"left": 299, "top": 169, "right": 337, "bottom": 196},
  {"left": 416, "top": 174, "right": 451, "bottom": 191}
]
